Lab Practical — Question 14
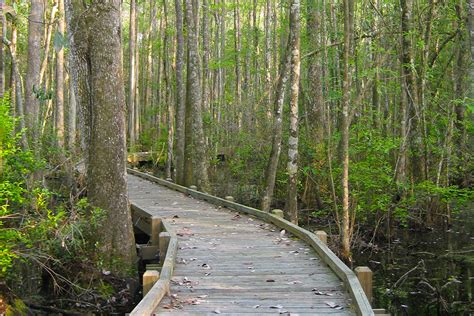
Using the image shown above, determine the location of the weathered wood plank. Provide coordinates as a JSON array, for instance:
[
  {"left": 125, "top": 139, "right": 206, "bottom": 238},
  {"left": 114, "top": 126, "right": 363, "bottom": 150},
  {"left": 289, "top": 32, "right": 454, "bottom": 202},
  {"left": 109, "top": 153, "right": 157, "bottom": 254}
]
[{"left": 127, "top": 171, "right": 365, "bottom": 316}]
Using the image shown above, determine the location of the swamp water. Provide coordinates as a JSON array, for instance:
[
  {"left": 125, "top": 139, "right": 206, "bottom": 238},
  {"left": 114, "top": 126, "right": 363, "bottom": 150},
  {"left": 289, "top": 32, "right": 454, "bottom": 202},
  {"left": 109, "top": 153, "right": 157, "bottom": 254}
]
[{"left": 353, "top": 206, "right": 474, "bottom": 315}]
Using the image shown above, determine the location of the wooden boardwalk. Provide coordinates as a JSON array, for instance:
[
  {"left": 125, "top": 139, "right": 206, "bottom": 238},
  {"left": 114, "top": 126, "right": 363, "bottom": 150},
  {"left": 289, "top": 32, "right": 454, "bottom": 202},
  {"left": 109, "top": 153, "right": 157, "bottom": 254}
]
[{"left": 128, "top": 174, "right": 356, "bottom": 315}]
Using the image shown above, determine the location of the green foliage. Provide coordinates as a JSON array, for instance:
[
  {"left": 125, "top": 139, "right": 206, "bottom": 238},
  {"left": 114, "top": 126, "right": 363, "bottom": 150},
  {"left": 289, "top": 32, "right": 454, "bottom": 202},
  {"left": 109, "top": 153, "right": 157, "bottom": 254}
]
[{"left": 0, "top": 94, "right": 109, "bottom": 302}]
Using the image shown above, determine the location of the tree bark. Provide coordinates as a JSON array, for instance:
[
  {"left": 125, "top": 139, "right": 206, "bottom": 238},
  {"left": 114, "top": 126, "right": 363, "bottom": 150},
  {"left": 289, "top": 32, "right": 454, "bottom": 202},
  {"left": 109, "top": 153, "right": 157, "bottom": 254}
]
[
  {"left": 66, "top": 0, "right": 136, "bottom": 272},
  {"left": 55, "top": 0, "right": 65, "bottom": 148},
  {"left": 0, "top": 0, "right": 5, "bottom": 98},
  {"left": 25, "top": 0, "right": 44, "bottom": 146},
  {"left": 128, "top": 0, "right": 137, "bottom": 150},
  {"left": 341, "top": 0, "right": 354, "bottom": 262},
  {"left": 184, "top": 0, "right": 210, "bottom": 192},
  {"left": 287, "top": 0, "right": 301, "bottom": 225},
  {"left": 261, "top": 23, "right": 292, "bottom": 213},
  {"left": 175, "top": 0, "right": 186, "bottom": 184}
]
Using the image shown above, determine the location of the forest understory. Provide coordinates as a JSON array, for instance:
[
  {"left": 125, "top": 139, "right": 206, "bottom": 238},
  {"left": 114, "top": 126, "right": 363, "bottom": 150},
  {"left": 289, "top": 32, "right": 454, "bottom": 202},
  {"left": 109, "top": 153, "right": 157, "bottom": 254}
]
[{"left": 1, "top": 0, "right": 474, "bottom": 315}]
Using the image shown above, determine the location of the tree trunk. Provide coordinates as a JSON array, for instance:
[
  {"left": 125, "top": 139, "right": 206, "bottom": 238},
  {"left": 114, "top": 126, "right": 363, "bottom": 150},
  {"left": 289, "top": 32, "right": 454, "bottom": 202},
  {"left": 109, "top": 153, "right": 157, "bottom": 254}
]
[
  {"left": 128, "top": 0, "right": 137, "bottom": 150},
  {"left": 0, "top": 0, "right": 5, "bottom": 98},
  {"left": 287, "top": 0, "right": 301, "bottom": 225},
  {"left": 65, "top": 0, "right": 136, "bottom": 272},
  {"left": 25, "top": 0, "right": 44, "bottom": 146},
  {"left": 55, "top": 0, "right": 65, "bottom": 148},
  {"left": 175, "top": 0, "right": 186, "bottom": 184},
  {"left": 340, "top": 0, "right": 354, "bottom": 262},
  {"left": 261, "top": 24, "right": 292, "bottom": 213},
  {"left": 184, "top": 0, "right": 210, "bottom": 192}
]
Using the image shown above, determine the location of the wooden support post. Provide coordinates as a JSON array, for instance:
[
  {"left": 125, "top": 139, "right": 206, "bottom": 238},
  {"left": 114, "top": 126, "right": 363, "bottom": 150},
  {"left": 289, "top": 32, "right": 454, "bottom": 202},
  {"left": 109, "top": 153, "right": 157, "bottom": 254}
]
[
  {"left": 150, "top": 217, "right": 162, "bottom": 245},
  {"left": 142, "top": 270, "right": 160, "bottom": 296},
  {"left": 225, "top": 196, "right": 234, "bottom": 202},
  {"left": 159, "top": 232, "right": 171, "bottom": 266},
  {"left": 355, "top": 266, "right": 373, "bottom": 304},
  {"left": 270, "top": 209, "right": 284, "bottom": 218},
  {"left": 315, "top": 231, "right": 327, "bottom": 245}
]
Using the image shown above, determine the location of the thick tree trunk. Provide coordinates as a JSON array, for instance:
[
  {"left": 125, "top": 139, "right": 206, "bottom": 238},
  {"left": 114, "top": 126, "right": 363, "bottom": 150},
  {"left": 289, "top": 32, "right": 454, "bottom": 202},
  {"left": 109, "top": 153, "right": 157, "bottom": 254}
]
[
  {"left": 287, "top": 0, "right": 301, "bottom": 225},
  {"left": 175, "top": 0, "right": 186, "bottom": 184},
  {"left": 184, "top": 0, "right": 210, "bottom": 192},
  {"left": 66, "top": 0, "right": 136, "bottom": 272},
  {"left": 25, "top": 0, "right": 44, "bottom": 145}
]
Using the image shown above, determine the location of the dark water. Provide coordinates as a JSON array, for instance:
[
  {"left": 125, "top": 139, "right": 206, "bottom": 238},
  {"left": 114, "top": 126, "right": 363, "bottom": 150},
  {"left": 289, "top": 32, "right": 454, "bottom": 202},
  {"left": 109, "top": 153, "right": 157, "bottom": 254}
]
[{"left": 353, "top": 207, "right": 474, "bottom": 315}]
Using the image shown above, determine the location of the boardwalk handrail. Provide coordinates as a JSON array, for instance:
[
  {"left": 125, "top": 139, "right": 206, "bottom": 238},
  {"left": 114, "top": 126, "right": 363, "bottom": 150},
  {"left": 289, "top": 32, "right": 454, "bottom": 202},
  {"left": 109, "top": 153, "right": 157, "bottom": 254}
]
[
  {"left": 127, "top": 168, "right": 374, "bottom": 316},
  {"left": 130, "top": 204, "right": 178, "bottom": 316}
]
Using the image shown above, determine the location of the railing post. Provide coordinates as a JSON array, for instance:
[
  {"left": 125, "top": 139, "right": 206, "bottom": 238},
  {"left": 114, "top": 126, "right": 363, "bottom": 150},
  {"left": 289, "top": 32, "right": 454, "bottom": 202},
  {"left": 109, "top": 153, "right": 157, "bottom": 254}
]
[
  {"left": 159, "top": 232, "right": 171, "bottom": 266},
  {"left": 355, "top": 266, "right": 373, "bottom": 304},
  {"left": 150, "top": 217, "right": 162, "bottom": 246},
  {"left": 271, "top": 209, "right": 284, "bottom": 218},
  {"left": 190, "top": 185, "right": 197, "bottom": 190},
  {"left": 142, "top": 270, "right": 160, "bottom": 296},
  {"left": 315, "top": 230, "right": 327, "bottom": 245},
  {"left": 225, "top": 196, "right": 234, "bottom": 202}
]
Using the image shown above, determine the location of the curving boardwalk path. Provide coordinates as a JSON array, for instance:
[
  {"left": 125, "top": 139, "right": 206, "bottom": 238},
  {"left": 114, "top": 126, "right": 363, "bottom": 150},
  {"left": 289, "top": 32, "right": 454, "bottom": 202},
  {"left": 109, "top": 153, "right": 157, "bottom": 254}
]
[{"left": 128, "top": 174, "right": 355, "bottom": 315}]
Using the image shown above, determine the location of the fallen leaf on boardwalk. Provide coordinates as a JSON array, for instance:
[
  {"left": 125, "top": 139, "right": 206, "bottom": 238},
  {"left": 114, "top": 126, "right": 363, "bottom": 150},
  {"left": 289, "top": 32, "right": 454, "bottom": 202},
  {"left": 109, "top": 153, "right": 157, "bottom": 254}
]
[
  {"left": 232, "top": 214, "right": 241, "bottom": 220},
  {"left": 278, "top": 311, "right": 289, "bottom": 314},
  {"left": 309, "top": 257, "right": 318, "bottom": 260},
  {"left": 177, "top": 258, "right": 187, "bottom": 264},
  {"left": 252, "top": 305, "right": 260, "bottom": 308},
  {"left": 177, "top": 228, "right": 194, "bottom": 237},
  {"left": 173, "top": 215, "right": 179, "bottom": 218},
  {"left": 280, "top": 229, "right": 286, "bottom": 237},
  {"left": 313, "top": 290, "right": 333, "bottom": 296},
  {"left": 190, "top": 257, "right": 197, "bottom": 261},
  {"left": 287, "top": 280, "right": 302, "bottom": 285},
  {"left": 270, "top": 305, "right": 283, "bottom": 309},
  {"left": 213, "top": 309, "right": 221, "bottom": 314},
  {"left": 266, "top": 279, "right": 275, "bottom": 282},
  {"left": 197, "top": 295, "right": 208, "bottom": 298},
  {"left": 202, "top": 263, "right": 211, "bottom": 269},
  {"left": 289, "top": 250, "right": 299, "bottom": 254},
  {"left": 162, "top": 304, "right": 174, "bottom": 309},
  {"left": 325, "top": 301, "right": 343, "bottom": 310}
]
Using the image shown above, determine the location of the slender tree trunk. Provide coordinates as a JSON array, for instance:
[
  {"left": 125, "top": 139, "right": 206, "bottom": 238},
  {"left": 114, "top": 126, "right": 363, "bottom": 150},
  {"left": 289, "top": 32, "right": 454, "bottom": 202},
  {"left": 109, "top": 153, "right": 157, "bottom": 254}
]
[
  {"left": 128, "top": 0, "right": 137, "bottom": 150},
  {"left": 469, "top": 0, "right": 474, "bottom": 95},
  {"left": 55, "top": 0, "right": 65, "bottom": 148},
  {"left": 340, "top": 0, "right": 354, "bottom": 262},
  {"left": 0, "top": 0, "right": 5, "bottom": 98},
  {"left": 233, "top": 0, "right": 242, "bottom": 132},
  {"left": 287, "top": 0, "right": 301, "bottom": 225},
  {"left": 65, "top": 0, "right": 136, "bottom": 271},
  {"left": 68, "top": 68, "right": 77, "bottom": 152},
  {"left": 39, "top": 3, "right": 58, "bottom": 85},
  {"left": 175, "top": 0, "right": 186, "bottom": 184},
  {"left": 25, "top": 0, "right": 44, "bottom": 146},
  {"left": 164, "top": 0, "right": 174, "bottom": 179},
  {"left": 261, "top": 26, "right": 292, "bottom": 213}
]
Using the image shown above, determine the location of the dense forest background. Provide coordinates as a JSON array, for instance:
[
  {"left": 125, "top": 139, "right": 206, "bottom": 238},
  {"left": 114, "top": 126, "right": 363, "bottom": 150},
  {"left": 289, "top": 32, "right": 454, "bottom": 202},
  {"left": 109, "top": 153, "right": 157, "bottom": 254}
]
[{"left": 1, "top": 0, "right": 473, "bottom": 314}]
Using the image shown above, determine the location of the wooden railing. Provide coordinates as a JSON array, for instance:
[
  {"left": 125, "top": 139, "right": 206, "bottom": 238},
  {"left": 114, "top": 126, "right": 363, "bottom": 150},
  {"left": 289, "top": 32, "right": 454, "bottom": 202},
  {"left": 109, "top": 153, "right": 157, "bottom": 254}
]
[
  {"left": 130, "top": 204, "right": 178, "bottom": 316},
  {"left": 127, "top": 168, "right": 374, "bottom": 316}
]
